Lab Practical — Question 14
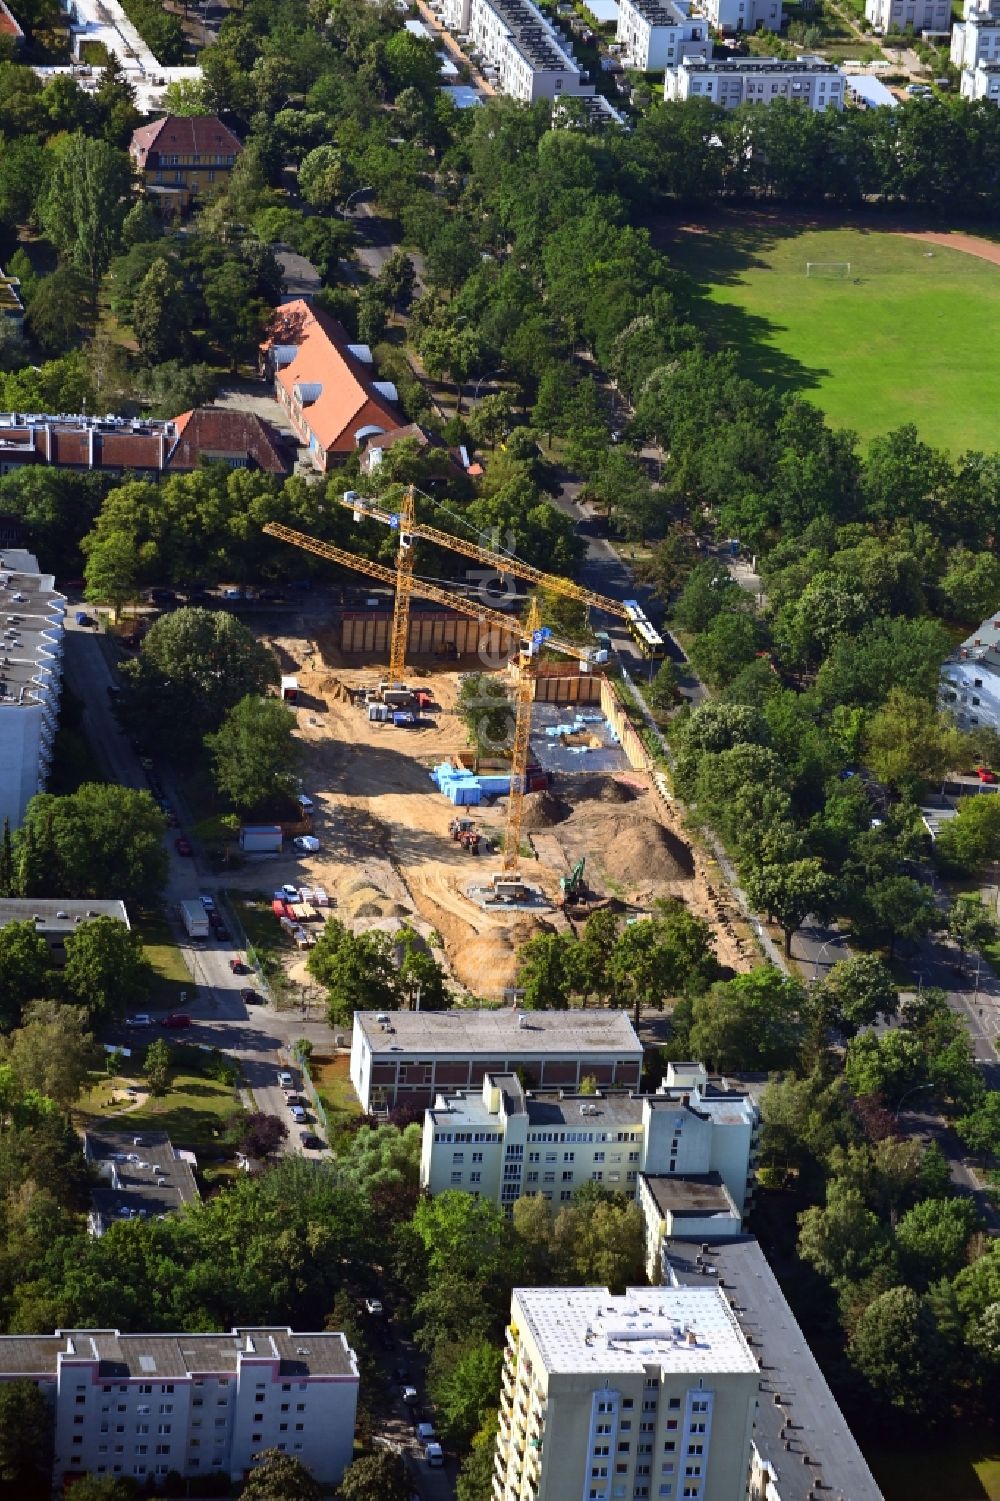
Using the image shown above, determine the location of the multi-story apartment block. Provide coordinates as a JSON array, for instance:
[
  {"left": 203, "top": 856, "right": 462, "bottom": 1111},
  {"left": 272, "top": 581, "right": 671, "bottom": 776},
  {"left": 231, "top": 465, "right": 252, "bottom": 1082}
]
[
  {"left": 442, "top": 0, "right": 616, "bottom": 102},
  {"left": 0, "top": 1327, "right": 358, "bottom": 1492},
  {"left": 950, "top": 0, "right": 999, "bottom": 91},
  {"left": 0, "top": 409, "right": 290, "bottom": 478},
  {"left": 421, "top": 1062, "right": 760, "bottom": 1214},
  {"left": 659, "top": 1238, "right": 885, "bottom": 1501},
  {"left": 865, "top": 0, "right": 950, "bottom": 30},
  {"left": 495, "top": 1286, "right": 759, "bottom": 1501},
  {"left": 637, "top": 1174, "right": 741, "bottom": 1281},
  {"left": 698, "top": 0, "right": 782, "bottom": 34},
  {"left": 0, "top": 550, "right": 64, "bottom": 831},
  {"left": 352, "top": 1007, "right": 644, "bottom": 1113},
  {"left": 0, "top": 898, "right": 128, "bottom": 959},
  {"left": 940, "top": 607, "right": 1000, "bottom": 729},
  {"left": 616, "top": 0, "right": 709, "bottom": 74},
  {"left": 665, "top": 54, "right": 844, "bottom": 108}
]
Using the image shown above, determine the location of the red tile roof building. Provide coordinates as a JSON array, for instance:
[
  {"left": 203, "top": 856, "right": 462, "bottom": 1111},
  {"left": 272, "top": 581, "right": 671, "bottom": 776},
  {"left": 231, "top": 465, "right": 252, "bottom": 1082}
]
[
  {"left": 260, "top": 300, "right": 402, "bottom": 471},
  {"left": 129, "top": 116, "right": 243, "bottom": 205},
  {"left": 0, "top": 0, "right": 24, "bottom": 44},
  {"left": 0, "top": 409, "right": 290, "bottom": 477}
]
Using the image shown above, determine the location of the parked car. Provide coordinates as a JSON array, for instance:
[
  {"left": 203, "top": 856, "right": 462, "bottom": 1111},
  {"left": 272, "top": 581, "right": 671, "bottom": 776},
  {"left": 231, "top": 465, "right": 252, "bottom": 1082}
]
[
  {"left": 162, "top": 1013, "right": 191, "bottom": 1029},
  {"left": 401, "top": 1385, "right": 418, "bottom": 1405},
  {"left": 199, "top": 893, "right": 215, "bottom": 910},
  {"left": 977, "top": 766, "right": 997, "bottom": 784},
  {"left": 277, "top": 1070, "right": 294, "bottom": 1088},
  {"left": 174, "top": 836, "right": 192, "bottom": 856},
  {"left": 289, "top": 1104, "right": 308, "bottom": 1124},
  {"left": 127, "top": 1014, "right": 152, "bottom": 1027},
  {"left": 300, "top": 1132, "right": 324, "bottom": 1150},
  {"left": 211, "top": 924, "right": 230, "bottom": 941},
  {"left": 75, "top": 610, "right": 94, "bottom": 627},
  {"left": 240, "top": 987, "right": 263, "bottom": 1005},
  {"left": 425, "top": 1442, "right": 444, "bottom": 1468},
  {"left": 416, "top": 1422, "right": 436, "bottom": 1443},
  {"left": 365, "top": 1298, "right": 384, "bottom": 1316},
  {"left": 230, "top": 958, "right": 247, "bottom": 974},
  {"left": 284, "top": 1093, "right": 307, "bottom": 1108}
]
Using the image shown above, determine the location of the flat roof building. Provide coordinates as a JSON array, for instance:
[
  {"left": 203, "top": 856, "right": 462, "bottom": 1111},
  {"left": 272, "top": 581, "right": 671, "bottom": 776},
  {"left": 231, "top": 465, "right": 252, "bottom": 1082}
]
[
  {"left": 0, "top": 1327, "right": 359, "bottom": 1492},
  {"left": 0, "top": 550, "right": 64, "bottom": 831},
  {"left": 84, "top": 1129, "right": 201, "bottom": 1237},
  {"left": 865, "top": 0, "right": 951, "bottom": 29},
  {"left": 496, "top": 1286, "right": 759, "bottom": 1501},
  {"left": 940, "top": 606, "right": 1000, "bottom": 727},
  {"left": 0, "top": 409, "right": 290, "bottom": 476},
  {"left": 352, "top": 1007, "right": 644, "bottom": 1112},
  {"left": 665, "top": 54, "right": 845, "bottom": 109},
  {"left": 699, "top": 0, "right": 782, "bottom": 32},
  {"left": 421, "top": 1061, "right": 759, "bottom": 1214},
  {"left": 615, "top": 0, "right": 709, "bottom": 74},
  {"left": 0, "top": 898, "right": 129, "bottom": 959},
  {"left": 660, "top": 1236, "right": 884, "bottom": 1501}
]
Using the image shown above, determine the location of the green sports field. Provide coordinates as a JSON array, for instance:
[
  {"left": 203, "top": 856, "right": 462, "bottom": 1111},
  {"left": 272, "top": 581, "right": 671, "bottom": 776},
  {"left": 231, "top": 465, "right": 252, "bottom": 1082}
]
[{"left": 660, "top": 221, "right": 1000, "bottom": 453}]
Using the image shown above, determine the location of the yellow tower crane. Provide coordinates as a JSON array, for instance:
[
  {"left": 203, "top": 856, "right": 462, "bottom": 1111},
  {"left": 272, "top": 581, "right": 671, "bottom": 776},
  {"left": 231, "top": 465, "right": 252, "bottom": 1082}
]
[{"left": 261, "top": 520, "right": 596, "bottom": 885}]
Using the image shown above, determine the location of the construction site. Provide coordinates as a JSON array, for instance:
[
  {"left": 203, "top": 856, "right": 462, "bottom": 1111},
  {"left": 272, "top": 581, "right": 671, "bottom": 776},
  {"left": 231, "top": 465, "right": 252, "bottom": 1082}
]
[{"left": 225, "top": 497, "right": 757, "bottom": 999}]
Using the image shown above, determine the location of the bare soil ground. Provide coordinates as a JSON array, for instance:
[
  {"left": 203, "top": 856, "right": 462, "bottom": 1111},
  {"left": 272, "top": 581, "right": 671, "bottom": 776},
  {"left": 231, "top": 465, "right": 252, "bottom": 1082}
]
[{"left": 226, "top": 633, "right": 752, "bottom": 997}]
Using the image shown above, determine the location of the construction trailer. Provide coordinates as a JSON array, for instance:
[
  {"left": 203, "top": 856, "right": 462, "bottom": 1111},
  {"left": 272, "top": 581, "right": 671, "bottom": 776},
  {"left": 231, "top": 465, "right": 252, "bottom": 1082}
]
[{"left": 240, "top": 825, "right": 283, "bottom": 853}]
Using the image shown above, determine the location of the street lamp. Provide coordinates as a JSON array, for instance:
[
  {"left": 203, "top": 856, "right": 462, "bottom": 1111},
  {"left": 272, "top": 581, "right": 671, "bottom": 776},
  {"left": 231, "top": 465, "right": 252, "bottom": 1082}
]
[
  {"left": 810, "top": 935, "right": 847, "bottom": 984},
  {"left": 893, "top": 1081, "right": 935, "bottom": 1120},
  {"left": 473, "top": 369, "right": 502, "bottom": 402},
  {"left": 343, "top": 186, "right": 374, "bottom": 216}
]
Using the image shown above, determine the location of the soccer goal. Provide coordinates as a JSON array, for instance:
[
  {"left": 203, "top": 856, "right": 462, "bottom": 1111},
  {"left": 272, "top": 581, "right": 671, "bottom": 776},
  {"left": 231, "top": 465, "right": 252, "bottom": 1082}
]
[{"left": 806, "top": 261, "right": 851, "bottom": 278}]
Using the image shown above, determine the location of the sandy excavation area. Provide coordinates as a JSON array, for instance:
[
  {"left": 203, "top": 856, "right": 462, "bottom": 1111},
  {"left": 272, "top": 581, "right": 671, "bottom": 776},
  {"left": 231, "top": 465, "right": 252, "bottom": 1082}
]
[{"left": 226, "top": 632, "right": 754, "bottom": 999}]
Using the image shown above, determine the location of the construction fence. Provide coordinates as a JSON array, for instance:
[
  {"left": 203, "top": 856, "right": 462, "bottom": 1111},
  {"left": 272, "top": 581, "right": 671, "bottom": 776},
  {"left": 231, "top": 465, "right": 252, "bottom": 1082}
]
[{"left": 292, "top": 1045, "right": 332, "bottom": 1140}]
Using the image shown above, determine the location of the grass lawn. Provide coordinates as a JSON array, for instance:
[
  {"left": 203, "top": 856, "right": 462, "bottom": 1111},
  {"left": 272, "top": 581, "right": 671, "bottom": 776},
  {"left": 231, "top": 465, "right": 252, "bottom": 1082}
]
[
  {"left": 134, "top": 910, "right": 193, "bottom": 1009},
  {"left": 867, "top": 1439, "right": 1000, "bottom": 1501},
  {"left": 76, "top": 1047, "right": 239, "bottom": 1154},
  {"left": 310, "top": 1054, "right": 363, "bottom": 1137},
  {"left": 661, "top": 222, "right": 1000, "bottom": 451}
]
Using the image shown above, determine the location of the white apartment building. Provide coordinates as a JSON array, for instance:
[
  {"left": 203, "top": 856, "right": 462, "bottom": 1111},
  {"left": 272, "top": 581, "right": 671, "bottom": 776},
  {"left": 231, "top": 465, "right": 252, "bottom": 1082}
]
[
  {"left": 0, "top": 549, "right": 64, "bottom": 831},
  {"left": 940, "top": 608, "right": 1000, "bottom": 729},
  {"left": 352, "top": 1007, "right": 643, "bottom": 1113},
  {"left": 440, "top": 0, "right": 617, "bottom": 102},
  {"left": 421, "top": 1061, "right": 760, "bottom": 1214},
  {"left": 0, "top": 1327, "right": 358, "bottom": 1492},
  {"left": 951, "top": 0, "right": 1000, "bottom": 93},
  {"left": 865, "top": 0, "right": 950, "bottom": 31},
  {"left": 698, "top": 0, "right": 782, "bottom": 34},
  {"left": 615, "top": 0, "right": 708, "bottom": 74},
  {"left": 665, "top": 54, "right": 844, "bottom": 108},
  {"left": 495, "top": 1286, "right": 759, "bottom": 1501}
]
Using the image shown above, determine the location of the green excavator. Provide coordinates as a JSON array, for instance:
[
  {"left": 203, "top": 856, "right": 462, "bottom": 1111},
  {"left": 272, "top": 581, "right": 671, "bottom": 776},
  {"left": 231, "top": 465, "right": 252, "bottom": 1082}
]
[{"left": 560, "top": 858, "right": 587, "bottom": 904}]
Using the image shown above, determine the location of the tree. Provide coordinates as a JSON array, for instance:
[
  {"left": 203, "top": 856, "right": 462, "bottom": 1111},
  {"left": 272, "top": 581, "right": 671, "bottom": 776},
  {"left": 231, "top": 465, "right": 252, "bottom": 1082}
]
[
  {"left": 63, "top": 916, "right": 152, "bottom": 1023},
  {"left": 24, "top": 266, "right": 92, "bottom": 355},
  {"left": 956, "top": 1092, "right": 1000, "bottom": 1160},
  {"left": 467, "top": 393, "right": 512, "bottom": 451},
  {"left": 817, "top": 954, "right": 899, "bottom": 1038},
  {"left": 57, "top": 1477, "right": 138, "bottom": 1501},
  {"left": 934, "top": 794, "right": 1000, "bottom": 874},
  {"left": 9, "top": 1001, "right": 96, "bottom": 1108},
  {"left": 339, "top": 1450, "right": 408, "bottom": 1501},
  {"left": 687, "top": 609, "right": 763, "bottom": 689},
  {"left": 0, "top": 920, "right": 51, "bottom": 1032},
  {"left": 457, "top": 1420, "right": 500, "bottom": 1501},
  {"left": 847, "top": 1286, "right": 950, "bottom": 1417},
  {"left": 531, "top": 366, "right": 568, "bottom": 447},
  {"left": 131, "top": 257, "right": 191, "bottom": 365},
  {"left": 610, "top": 902, "right": 719, "bottom": 1028},
  {"left": 205, "top": 695, "right": 299, "bottom": 810},
  {"left": 0, "top": 1378, "right": 53, "bottom": 1498},
  {"left": 420, "top": 322, "right": 483, "bottom": 409},
  {"left": 860, "top": 875, "right": 939, "bottom": 960},
  {"left": 947, "top": 892, "right": 999, "bottom": 975},
  {"left": 863, "top": 688, "right": 963, "bottom": 796},
  {"left": 744, "top": 858, "right": 836, "bottom": 957},
  {"left": 83, "top": 530, "right": 139, "bottom": 621},
  {"left": 895, "top": 1197, "right": 980, "bottom": 1289},
  {"left": 843, "top": 1028, "right": 925, "bottom": 1104},
  {"left": 144, "top": 1037, "right": 173, "bottom": 1097},
  {"left": 456, "top": 672, "right": 513, "bottom": 756},
  {"left": 231, "top": 1111, "right": 287, "bottom": 1161},
  {"left": 307, "top": 920, "right": 399, "bottom": 1025},
  {"left": 396, "top": 927, "right": 448, "bottom": 1011},
  {"left": 428, "top": 1338, "right": 502, "bottom": 1446},
  {"left": 41, "top": 134, "right": 131, "bottom": 284},
  {"left": 797, "top": 1180, "right": 888, "bottom": 1285},
  {"left": 121, "top": 609, "right": 279, "bottom": 754},
  {"left": 689, "top": 968, "right": 809, "bottom": 1073},
  {"left": 241, "top": 1449, "right": 322, "bottom": 1501},
  {"left": 672, "top": 563, "right": 737, "bottom": 633},
  {"left": 16, "top": 785, "right": 167, "bottom": 903},
  {"left": 550, "top": 1188, "right": 646, "bottom": 1291},
  {"left": 647, "top": 659, "right": 681, "bottom": 716},
  {"left": 517, "top": 932, "right": 577, "bottom": 1011}
]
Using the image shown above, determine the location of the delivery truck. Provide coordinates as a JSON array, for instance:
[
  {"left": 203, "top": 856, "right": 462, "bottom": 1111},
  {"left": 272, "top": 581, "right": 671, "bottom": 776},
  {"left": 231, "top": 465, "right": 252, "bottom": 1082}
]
[{"left": 180, "top": 900, "right": 210, "bottom": 939}]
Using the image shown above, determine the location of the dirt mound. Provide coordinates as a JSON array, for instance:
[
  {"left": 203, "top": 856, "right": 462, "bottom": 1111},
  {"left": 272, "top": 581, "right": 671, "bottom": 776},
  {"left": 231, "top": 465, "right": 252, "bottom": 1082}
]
[
  {"left": 598, "top": 814, "right": 695, "bottom": 885},
  {"left": 521, "top": 790, "right": 572, "bottom": 830},
  {"left": 559, "top": 774, "right": 638, "bottom": 805},
  {"left": 456, "top": 916, "right": 555, "bottom": 997}
]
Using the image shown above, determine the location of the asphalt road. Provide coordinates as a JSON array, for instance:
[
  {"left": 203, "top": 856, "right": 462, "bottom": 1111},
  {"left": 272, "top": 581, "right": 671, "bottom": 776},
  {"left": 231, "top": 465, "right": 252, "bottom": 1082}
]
[{"left": 64, "top": 616, "right": 334, "bottom": 1157}]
